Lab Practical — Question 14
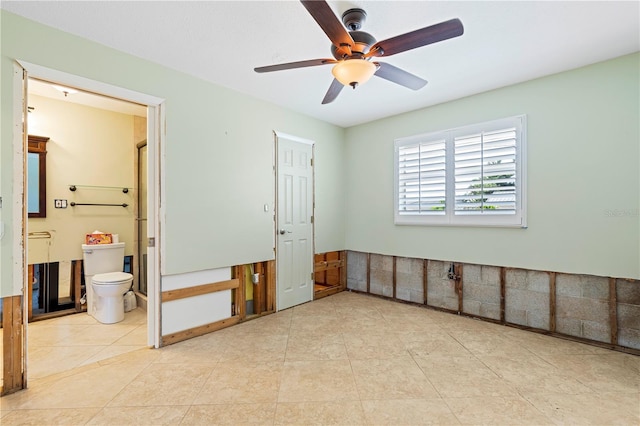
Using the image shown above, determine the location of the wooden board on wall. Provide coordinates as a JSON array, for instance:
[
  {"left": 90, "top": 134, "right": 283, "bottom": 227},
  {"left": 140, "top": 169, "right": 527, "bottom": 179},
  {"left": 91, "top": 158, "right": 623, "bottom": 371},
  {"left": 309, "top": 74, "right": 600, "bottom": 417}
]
[
  {"left": 325, "top": 251, "right": 341, "bottom": 286},
  {"left": 314, "top": 251, "right": 346, "bottom": 299},
  {"left": 27, "top": 265, "right": 33, "bottom": 321},
  {"left": 73, "top": 260, "right": 84, "bottom": 312},
  {"left": 266, "top": 260, "right": 276, "bottom": 312},
  {"left": 314, "top": 253, "right": 326, "bottom": 285},
  {"left": 2, "top": 296, "right": 24, "bottom": 395}
]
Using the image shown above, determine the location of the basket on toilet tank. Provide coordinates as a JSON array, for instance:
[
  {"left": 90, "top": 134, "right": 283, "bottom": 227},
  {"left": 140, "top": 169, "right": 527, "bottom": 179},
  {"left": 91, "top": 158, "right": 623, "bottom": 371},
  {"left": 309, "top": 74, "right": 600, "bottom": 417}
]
[{"left": 82, "top": 242, "right": 133, "bottom": 324}]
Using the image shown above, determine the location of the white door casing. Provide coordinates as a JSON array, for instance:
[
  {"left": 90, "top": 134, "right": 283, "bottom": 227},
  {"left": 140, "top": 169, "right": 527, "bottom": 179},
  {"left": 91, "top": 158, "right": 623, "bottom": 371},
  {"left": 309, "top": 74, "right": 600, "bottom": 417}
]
[
  {"left": 12, "top": 60, "right": 164, "bottom": 350},
  {"left": 275, "top": 132, "right": 314, "bottom": 311}
]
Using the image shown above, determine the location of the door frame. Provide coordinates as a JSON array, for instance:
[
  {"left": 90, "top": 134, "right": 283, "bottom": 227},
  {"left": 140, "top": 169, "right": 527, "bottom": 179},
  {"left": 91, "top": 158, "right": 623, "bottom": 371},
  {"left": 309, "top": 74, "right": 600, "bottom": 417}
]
[
  {"left": 273, "top": 130, "right": 315, "bottom": 311},
  {"left": 11, "top": 61, "right": 165, "bottom": 386}
]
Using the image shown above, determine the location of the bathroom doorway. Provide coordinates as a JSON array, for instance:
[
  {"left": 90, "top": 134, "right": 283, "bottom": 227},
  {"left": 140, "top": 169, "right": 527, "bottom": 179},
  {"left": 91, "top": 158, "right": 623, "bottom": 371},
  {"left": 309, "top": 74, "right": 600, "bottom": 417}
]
[
  {"left": 23, "top": 77, "right": 148, "bottom": 379},
  {"left": 6, "top": 61, "right": 164, "bottom": 389}
]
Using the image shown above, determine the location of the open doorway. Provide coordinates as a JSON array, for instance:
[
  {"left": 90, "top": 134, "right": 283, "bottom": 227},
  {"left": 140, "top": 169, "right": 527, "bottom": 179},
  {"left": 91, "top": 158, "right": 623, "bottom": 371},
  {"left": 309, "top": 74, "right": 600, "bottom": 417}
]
[
  {"left": 2, "top": 61, "right": 163, "bottom": 392},
  {"left": 24, "top": 77, "right": 148, "bottom": 379}
]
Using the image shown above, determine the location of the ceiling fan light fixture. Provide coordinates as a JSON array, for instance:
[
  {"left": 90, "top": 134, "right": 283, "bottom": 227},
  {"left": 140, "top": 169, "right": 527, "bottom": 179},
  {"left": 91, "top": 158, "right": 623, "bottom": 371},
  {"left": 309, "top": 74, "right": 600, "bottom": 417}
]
[{"left": 331, "top": 59, "right": 377, "bottom": 88}]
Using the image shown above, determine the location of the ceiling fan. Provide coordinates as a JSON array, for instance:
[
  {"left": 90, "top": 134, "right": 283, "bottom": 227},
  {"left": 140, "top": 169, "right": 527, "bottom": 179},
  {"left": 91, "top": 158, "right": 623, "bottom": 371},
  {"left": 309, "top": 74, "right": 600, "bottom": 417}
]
[{"left": 254, "top": 0, "right": 464, "bottom": 104}]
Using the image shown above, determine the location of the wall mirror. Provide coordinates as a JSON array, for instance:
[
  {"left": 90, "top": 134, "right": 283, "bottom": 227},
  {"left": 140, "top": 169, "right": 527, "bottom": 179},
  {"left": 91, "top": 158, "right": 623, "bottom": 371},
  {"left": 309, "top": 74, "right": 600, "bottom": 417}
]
[{"left": 27, "top": 135, "right": 49, "bottom": 218}]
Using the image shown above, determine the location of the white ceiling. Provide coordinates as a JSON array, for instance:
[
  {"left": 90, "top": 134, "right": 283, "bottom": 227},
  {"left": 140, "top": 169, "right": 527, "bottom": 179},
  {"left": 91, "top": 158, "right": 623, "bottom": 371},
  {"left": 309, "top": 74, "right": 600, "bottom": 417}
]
[
  {"left": 28, "top": 78, "right": 148, "bottom": 117},
  {"left": 3, "top": 1, "right": 639, "bottom": 128}
]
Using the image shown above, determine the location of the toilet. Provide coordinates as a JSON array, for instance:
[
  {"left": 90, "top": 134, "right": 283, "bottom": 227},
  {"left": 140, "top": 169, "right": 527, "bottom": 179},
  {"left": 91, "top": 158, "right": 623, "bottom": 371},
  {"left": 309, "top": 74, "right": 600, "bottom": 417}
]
[{"left": 82, "top": 242, "right": 133, "bottom": 324}]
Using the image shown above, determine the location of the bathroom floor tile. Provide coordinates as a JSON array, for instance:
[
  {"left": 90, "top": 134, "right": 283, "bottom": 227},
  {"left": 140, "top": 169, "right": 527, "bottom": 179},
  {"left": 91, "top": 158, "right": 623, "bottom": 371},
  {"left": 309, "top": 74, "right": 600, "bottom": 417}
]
[
  {"left": 27, "top": 323, "right": 90, "bottom": 347},
  {"left": 80, "top": 323, "right": 140, "bottom": 346},
  {"left": 27, "top": 345, "right": 106, "bottom": 379},
  {"left": 80, "top": 345, "right": 148, "bottom": 367},
  {"left": 113, "top": 324, "right": 148, "bottom": 346},
  {"left": 22, "top": 309, "right": 150, "bottom": 382},
  {"left": 2, "top": 359, "right": 151, "bottom": 410}
]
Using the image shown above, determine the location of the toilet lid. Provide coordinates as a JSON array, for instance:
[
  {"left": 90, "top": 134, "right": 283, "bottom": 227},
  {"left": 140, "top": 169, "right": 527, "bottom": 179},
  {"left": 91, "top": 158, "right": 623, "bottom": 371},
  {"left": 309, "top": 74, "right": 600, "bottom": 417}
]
[{"left": 92, "top": 272, "right": 133, "bottom": 285}]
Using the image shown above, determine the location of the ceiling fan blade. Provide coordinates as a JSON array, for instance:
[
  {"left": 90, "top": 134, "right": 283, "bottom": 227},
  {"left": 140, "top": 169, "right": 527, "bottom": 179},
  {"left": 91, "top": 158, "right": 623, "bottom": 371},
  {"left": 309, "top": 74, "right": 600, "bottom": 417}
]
[
  {"left": 367, "top": 18, "right": 464, "bottom": 57},
  {"left": 374, "top": 62, "right": 427, "bottom": 90},
  {"left": 254, "top": 58, "right": 336, "bottom": 73},
  {"left": 301, "top": 0, "right": 354, "bottom": 56},
  {"left": 321, "top": 79, "right": 344, "bottom": 104}
]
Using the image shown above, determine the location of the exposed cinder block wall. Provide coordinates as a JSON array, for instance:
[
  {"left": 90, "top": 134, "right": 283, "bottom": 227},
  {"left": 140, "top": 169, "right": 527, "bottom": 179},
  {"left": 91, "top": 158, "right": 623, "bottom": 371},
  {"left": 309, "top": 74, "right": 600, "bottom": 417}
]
[
  {"left": 617, "top": 279, "right": 640, "bottom": 350},
  {"left": 346, "top": 251, "right": 367, "bottom": 292},
  {"left": 556, "top": 274, "right": 610, "bottom": 343},
  {"left": 345, "top": 250, "right": 639, "bottom": 352},
  {"left": 462, "top": 264, "right": 501, "bottom": 320},
  {"left": 396, "top": 257, "right": 424, "bottom": 304},
  {"left": 370, "top": 254, "right": 393, "bottom": 298},
  {"left": 505, "top": 269, "right": 550, "bottom": 330},
  {"left": 427, "top": 260, "right": 458, "bottom": 311}
]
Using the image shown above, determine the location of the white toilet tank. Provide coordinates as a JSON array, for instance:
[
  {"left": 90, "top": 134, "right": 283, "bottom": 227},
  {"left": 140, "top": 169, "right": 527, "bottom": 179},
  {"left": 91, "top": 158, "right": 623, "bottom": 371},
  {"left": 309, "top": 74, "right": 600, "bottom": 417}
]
[{"left": 82, "top": 242, "right": 126, "bottom": 275}]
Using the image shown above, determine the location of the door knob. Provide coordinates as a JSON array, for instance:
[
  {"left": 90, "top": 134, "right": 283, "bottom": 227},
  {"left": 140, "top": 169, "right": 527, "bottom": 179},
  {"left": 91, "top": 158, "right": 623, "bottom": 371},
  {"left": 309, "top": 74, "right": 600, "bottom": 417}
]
[{"left": 279, "top": 229, "right": 286, "bottom": 235}]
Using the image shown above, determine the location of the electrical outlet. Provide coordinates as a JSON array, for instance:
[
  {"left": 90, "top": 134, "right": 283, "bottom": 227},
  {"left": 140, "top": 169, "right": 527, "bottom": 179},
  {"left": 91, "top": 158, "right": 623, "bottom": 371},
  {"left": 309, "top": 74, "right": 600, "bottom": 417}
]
[{"left": 54, "top": 199, "right": 68, "bottom": 208}]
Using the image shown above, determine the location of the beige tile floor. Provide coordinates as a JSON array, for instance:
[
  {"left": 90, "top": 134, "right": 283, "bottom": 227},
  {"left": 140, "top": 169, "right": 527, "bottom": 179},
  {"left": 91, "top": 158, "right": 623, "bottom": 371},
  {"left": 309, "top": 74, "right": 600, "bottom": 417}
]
[
  {"left": 0, "top": 307, "right": 148, "bottom": 387},
  {"left": 1, "top": 291, "right": 638, "bottom": 425}
]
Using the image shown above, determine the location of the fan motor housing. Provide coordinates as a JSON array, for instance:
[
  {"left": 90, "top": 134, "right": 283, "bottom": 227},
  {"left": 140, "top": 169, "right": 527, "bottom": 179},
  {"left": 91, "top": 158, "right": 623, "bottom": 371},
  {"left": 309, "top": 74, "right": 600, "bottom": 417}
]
[{"left": 331, "top": 30, "right": 377, "bottom": 59}]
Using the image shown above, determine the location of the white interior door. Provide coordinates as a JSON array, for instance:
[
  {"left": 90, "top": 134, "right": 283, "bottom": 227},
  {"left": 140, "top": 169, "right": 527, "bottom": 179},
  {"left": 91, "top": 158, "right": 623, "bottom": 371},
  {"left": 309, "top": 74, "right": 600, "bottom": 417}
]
[{"left": 276, "top": 133, "right": 314, "bottom": 311}]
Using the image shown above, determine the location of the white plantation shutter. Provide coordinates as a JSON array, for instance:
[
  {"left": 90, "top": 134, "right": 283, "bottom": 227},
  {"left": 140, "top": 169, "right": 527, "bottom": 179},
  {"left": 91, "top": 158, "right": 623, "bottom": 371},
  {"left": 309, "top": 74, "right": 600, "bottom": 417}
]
[
  {"left": 397, "top": 140, "right": 446, "bottom": 215},
  {"left": 395, "top": 115, "right": 526, "bottom": 227},
  {"left": 454, "top": 127, "right": 517, "bottom": 215}
]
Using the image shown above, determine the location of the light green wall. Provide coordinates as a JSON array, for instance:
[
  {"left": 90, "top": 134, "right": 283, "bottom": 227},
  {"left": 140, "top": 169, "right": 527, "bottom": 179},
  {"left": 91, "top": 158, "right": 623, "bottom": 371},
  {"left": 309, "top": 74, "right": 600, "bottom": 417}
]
[
  {"left": 345, "top": 53, "right": 640, "bottom": 280},
  {"left": 0, "top": 11, "right": 346, "bottom": 297}
]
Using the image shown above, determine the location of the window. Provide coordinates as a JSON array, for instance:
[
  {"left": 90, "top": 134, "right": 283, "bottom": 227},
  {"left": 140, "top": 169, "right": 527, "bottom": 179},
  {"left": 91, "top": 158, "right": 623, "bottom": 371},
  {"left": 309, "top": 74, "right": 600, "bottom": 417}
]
[{"left": 395, "top": 115, "right": 526, "bottom": 227}]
